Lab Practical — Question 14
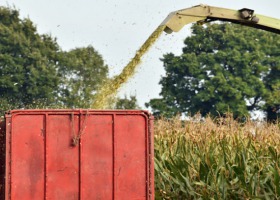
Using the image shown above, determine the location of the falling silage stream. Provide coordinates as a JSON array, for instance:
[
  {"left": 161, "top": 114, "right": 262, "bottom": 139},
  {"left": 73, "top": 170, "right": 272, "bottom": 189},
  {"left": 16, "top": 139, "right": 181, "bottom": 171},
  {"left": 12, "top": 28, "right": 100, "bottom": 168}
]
[{"left": 92, "top": 25, "right": 166, "bottom": 109}]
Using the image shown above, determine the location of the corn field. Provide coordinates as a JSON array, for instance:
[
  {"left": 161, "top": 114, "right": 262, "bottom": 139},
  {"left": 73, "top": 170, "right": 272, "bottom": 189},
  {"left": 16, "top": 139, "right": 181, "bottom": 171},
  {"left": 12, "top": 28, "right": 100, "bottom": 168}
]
[{"left": 154, "top": 114, "right": 280, "bottom": 199}]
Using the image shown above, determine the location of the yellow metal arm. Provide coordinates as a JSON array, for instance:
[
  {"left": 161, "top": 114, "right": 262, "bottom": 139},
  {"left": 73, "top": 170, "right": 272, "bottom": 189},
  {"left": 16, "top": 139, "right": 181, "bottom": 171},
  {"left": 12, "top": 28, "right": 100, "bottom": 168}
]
[{"left": 162, "top": 4, "right": 280, "bottom": 34}]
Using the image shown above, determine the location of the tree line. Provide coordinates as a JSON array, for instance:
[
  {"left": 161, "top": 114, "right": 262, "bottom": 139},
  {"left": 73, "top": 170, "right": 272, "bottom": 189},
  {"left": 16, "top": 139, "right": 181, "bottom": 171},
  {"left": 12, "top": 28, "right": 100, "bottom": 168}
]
[
  {"left": 1, "top": 6, "right": 279, "bottom": 121},
  {"left": 147, "top": 23, "right": 280, "bottom": 121},
  {"left": 0, "top": 6, "right": 138, "bottom": 114}
]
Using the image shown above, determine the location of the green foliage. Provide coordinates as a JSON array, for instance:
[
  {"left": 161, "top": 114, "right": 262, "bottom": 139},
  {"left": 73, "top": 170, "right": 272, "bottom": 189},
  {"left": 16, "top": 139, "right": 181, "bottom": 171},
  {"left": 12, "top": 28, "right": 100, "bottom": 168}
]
[
  {"left": 0, "top": 6, "right": 60, "bottom": 107},
  {"left": 147, "top": 23, "right": 280, "bottom": 121},
  {"left": 154, "top": 116, "right": 280, "bottom": 199},
  {"left": 58, "top": 46, "right": 108, "bottom": 108},
  {"left": 115, "top": 95, "right": 140, "bottom": 109},
  {"left": 0, "top": 6, "right": 110, "bottom": 111}
]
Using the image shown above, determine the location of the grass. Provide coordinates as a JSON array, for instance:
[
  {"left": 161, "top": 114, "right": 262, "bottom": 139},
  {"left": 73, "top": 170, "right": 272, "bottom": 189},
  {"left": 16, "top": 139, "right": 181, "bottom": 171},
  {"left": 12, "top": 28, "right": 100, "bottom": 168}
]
[{"left": 154, "top": 114, "right": 280, "bottom": 199}]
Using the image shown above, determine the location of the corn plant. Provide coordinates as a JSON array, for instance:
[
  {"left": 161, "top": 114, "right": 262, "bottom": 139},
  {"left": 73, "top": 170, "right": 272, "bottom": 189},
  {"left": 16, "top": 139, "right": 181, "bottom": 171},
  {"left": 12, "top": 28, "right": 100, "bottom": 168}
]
[{"left": 154, "top": 115, "right": 280, "bottom": 199}]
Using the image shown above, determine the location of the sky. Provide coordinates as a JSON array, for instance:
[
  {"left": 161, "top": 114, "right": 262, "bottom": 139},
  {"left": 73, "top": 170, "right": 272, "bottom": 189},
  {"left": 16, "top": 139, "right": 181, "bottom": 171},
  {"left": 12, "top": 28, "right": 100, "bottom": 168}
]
[{"left": 3, "top": 0, "right": 280, "bottom": 108}]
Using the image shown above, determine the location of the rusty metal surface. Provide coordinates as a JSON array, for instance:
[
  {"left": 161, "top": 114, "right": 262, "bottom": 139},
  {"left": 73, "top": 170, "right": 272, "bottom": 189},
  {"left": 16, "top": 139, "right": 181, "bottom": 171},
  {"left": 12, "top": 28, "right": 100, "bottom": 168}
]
[{"left": 4, "top": 109, "right": 154, "bottom": 200}]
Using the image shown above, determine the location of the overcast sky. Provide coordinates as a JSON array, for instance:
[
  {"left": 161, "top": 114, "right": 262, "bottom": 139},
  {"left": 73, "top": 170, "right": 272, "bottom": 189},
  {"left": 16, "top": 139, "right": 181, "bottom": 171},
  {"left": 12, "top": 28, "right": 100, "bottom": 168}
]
[{"left": 3, "top": 0, "right": 280, "bottom": 108}]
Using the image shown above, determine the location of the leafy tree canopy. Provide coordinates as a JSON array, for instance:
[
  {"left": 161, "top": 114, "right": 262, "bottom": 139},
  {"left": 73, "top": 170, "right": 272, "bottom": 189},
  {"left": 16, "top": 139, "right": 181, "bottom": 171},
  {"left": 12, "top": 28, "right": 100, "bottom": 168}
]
[
  {"left": 147, "top": 23, "right": 280, "bottom": 121},
  {"left": 115, "top": 95, "right": 140, "bottom": 109},
  {"left": 0, "top": 6, "right": 60, "bottom": 108},
  {"left": 58, "top": 46, "right": 108, "bottom": 108},
  {"left": 0, "top": 6, "right": 109, "bottom": 112}
]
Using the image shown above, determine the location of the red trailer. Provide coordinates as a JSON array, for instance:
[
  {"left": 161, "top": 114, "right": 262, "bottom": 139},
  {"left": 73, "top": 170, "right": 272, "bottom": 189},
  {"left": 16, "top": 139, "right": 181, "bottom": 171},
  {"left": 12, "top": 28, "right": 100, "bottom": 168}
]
[{"left": 0, "top": 109, "right": 154, "bottom": 200}]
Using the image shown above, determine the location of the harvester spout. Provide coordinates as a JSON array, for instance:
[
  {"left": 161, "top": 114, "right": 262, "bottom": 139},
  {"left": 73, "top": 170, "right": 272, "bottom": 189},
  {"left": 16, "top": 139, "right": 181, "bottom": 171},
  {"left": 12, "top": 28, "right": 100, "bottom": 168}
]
[{"left": 161, "top": 4, "right": 280, "bottom": 34}]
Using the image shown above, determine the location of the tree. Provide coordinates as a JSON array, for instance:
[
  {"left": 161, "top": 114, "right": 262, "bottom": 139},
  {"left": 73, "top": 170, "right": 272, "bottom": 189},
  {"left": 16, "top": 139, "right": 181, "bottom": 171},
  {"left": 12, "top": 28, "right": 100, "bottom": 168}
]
[
  {"left": 147, "top": 23, "right": 280, "bottom": 121},
  {"left": 0, "top": 6, "right": 60, "bottom": 108},
  {"left": 0, "top": 7, "right": 109, "bottom": 112},
  {"left": 58, "top": 46, "right": 109, "bottom": 108},
  {"left": 115, "top": 95, "right": 140, "bottom": 109}
]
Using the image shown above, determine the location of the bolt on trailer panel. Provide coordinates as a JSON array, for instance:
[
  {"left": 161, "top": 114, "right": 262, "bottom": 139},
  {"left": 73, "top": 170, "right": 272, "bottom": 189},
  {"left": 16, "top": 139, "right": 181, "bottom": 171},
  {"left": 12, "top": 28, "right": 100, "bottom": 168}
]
[{"left": 2, "top": 109, "right": 154, "bottom": 200}]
